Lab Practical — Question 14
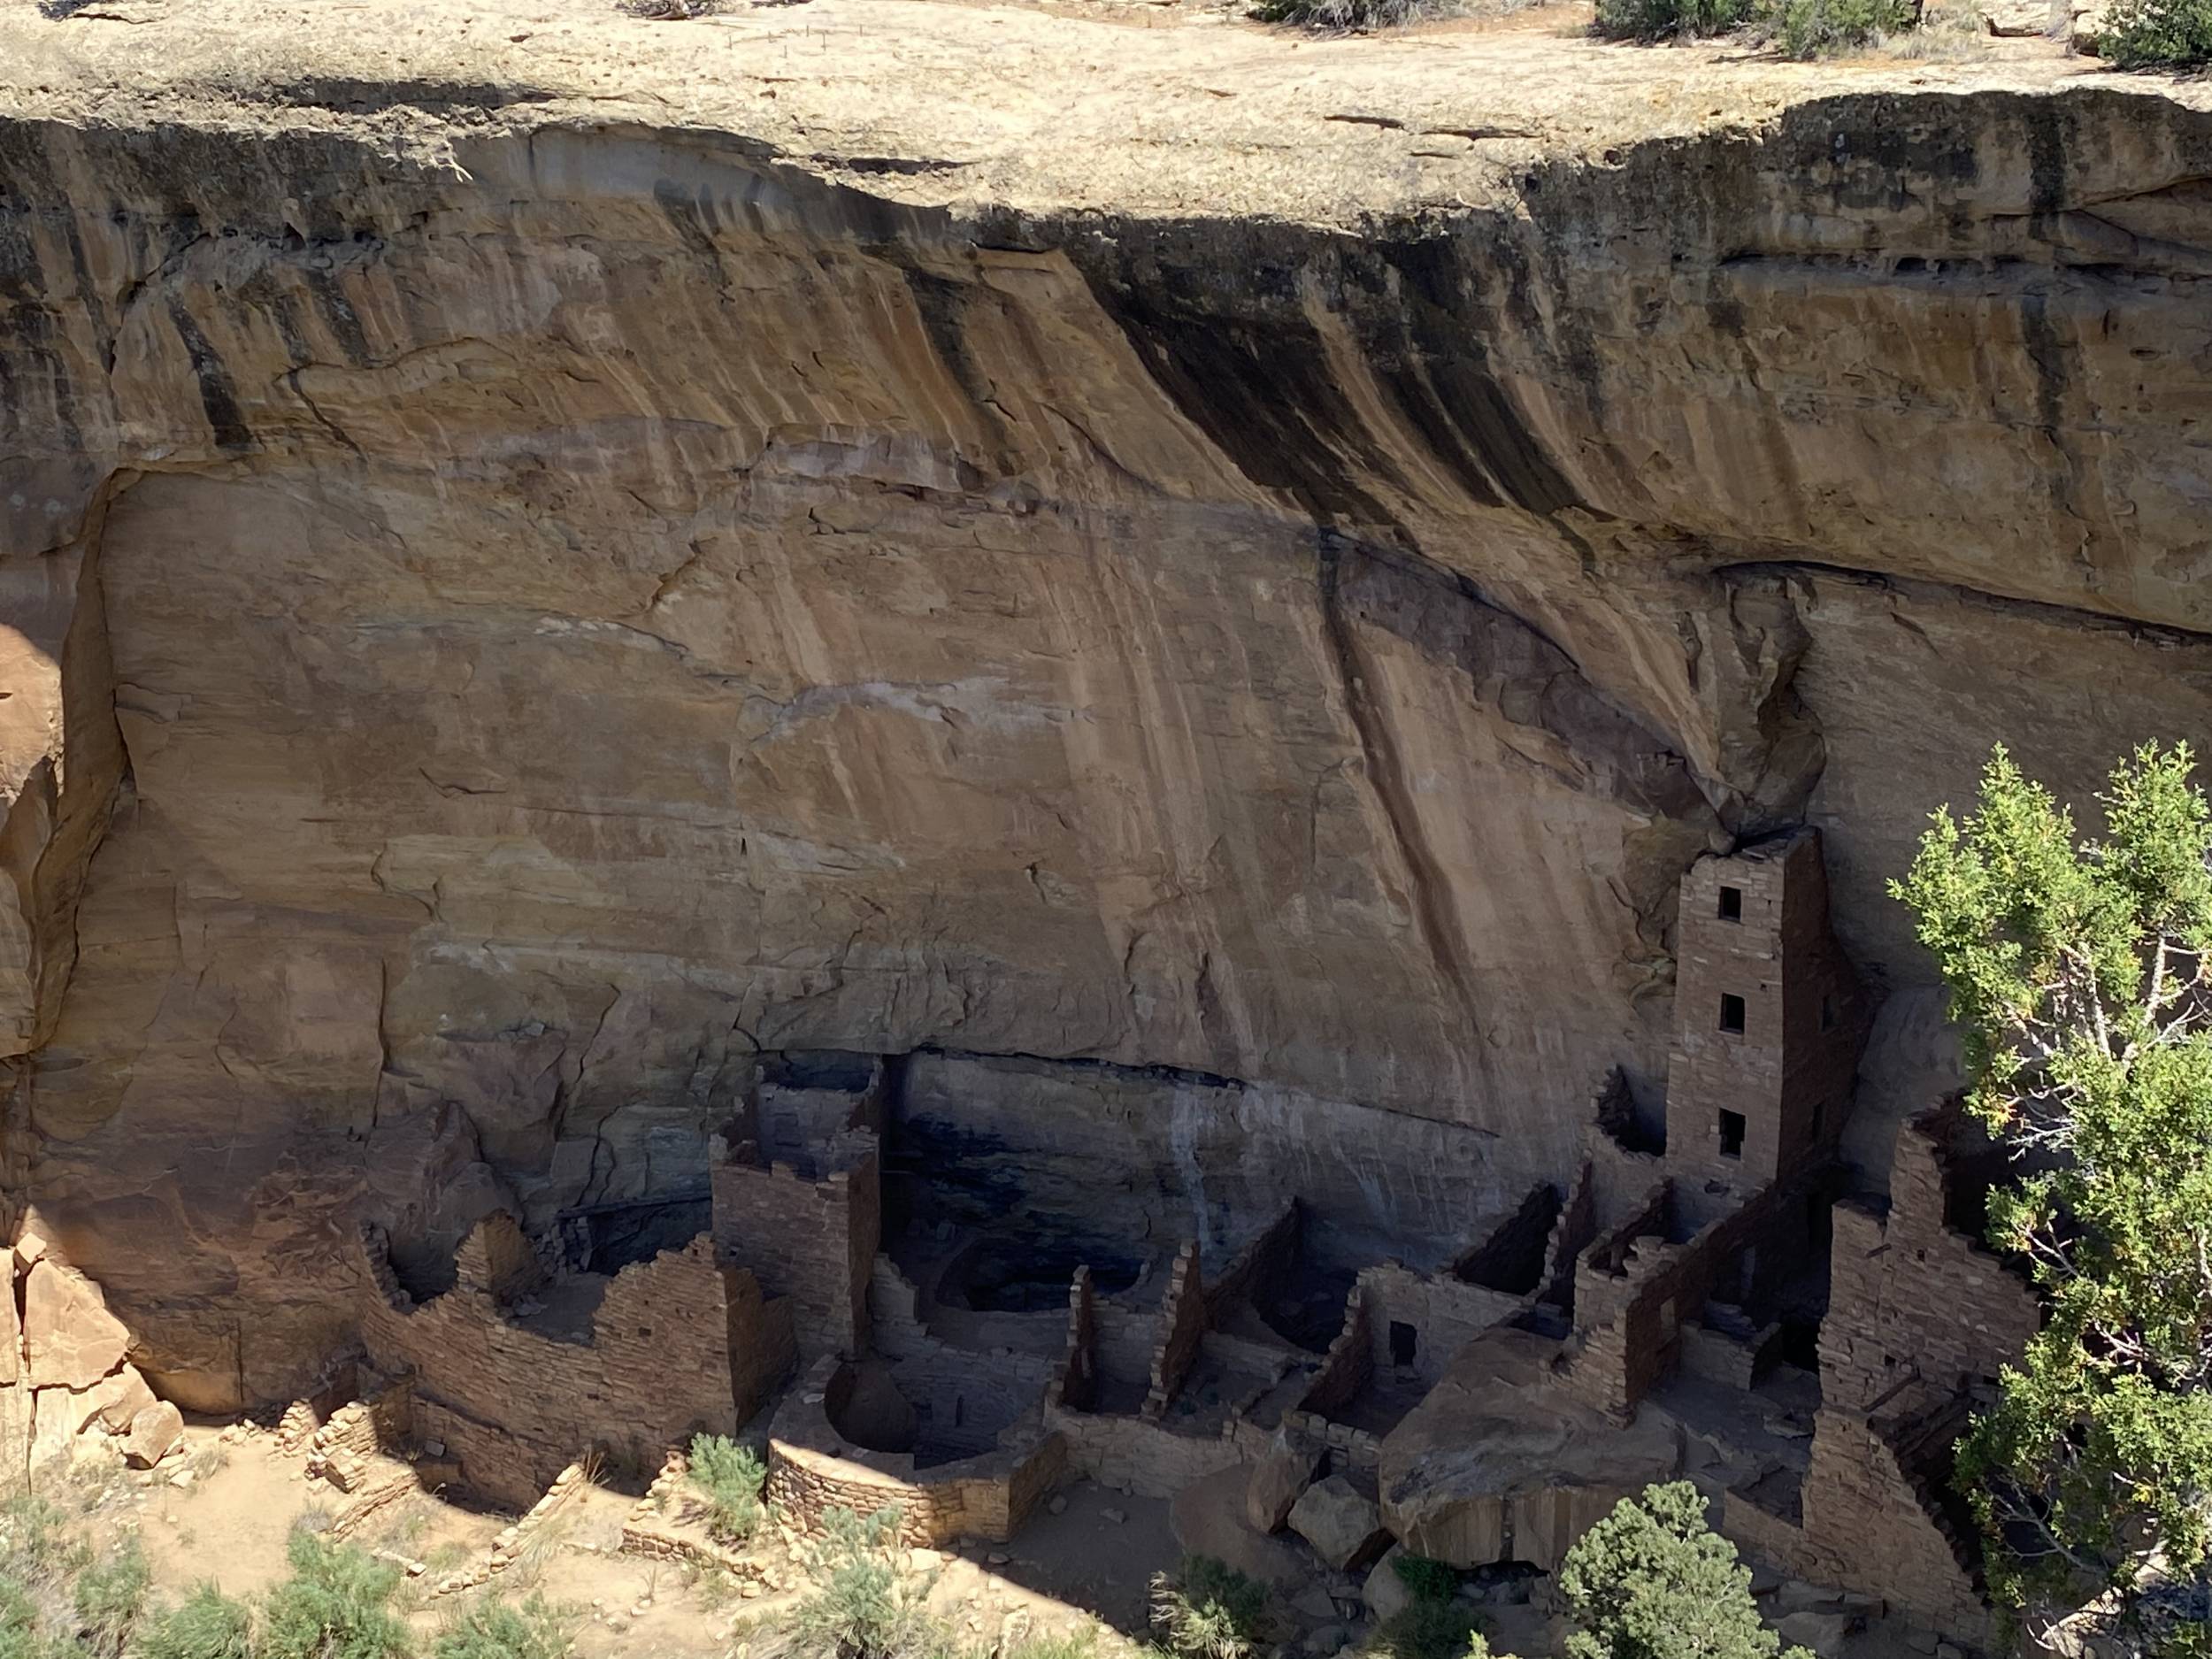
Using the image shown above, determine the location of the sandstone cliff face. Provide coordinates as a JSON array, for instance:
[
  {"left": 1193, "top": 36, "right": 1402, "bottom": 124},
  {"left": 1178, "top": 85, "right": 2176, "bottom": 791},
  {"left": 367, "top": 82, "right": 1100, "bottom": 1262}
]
[{"left": 0, "top": 0, "right": 2208, "bottom": 1404}]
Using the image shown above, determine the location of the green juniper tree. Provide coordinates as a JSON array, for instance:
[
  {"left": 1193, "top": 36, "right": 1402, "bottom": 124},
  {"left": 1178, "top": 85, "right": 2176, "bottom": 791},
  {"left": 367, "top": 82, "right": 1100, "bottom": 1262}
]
[
  {"left": 1895, "top": 742, "right": 2212, "bottom": 1652},
  {"left": 1558, "top": 1482, "right": 1807, "bottom": 1659}
]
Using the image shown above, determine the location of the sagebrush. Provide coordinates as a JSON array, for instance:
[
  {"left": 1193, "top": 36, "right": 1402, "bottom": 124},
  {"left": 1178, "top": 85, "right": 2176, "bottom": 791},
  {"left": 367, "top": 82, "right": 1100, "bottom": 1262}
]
[
  {"left": 1149, "top": 1555, "right": 1271, "bottom": 1659},
  {"left": 1248, "top": 0, "right": 1453, "bottom": 25},
  {"left": 431, "top": 1594, "right": 575, "bottom": 1659},
  {"left": 687, "top": 1433, "right": 769, "bottom": 1545},
  {"left": 258, "top": 1532, "right": 412, "bottom": 1659},
  {"left": 134, "top": 1584, "right": 255, "bottom": 1659},
  {"left": 2094, "top": 0, "right": 2212, "bottom": 64}
]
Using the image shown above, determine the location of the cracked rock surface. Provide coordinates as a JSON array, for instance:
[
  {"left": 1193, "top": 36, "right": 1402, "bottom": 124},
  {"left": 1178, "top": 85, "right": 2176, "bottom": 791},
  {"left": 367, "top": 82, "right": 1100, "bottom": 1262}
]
[{"left": 0, "top": 0, "right": 2208, "bottom": 1402}]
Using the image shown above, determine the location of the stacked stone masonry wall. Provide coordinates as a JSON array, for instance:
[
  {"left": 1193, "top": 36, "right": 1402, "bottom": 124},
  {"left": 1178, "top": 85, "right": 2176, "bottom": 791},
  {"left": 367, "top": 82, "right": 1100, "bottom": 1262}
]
[
  {"left": 767, "top": 1357, "right": 1066, "bottom": 1544},
  {"left": 1455, "top": 1183, "right": 1563, "bottom": 1294},
  {"left": 1570, "top": 1183, "right": 1671, "bottom": 1337},
  {"left": 1791, "top": 1396, "right": 1988, "bottom": 1640},
  {"left": 456, "top": 1213, "right": 541, "bottom": 1302},
  {"left": 1202, "top": 1203, "right": 1300, "bottom": 1325},
  {"left": 1297, "top": 1286, "right": 1373, "bottom": 1417},
  {"left": 711, "top": 1138, "right": 879, "bottom": 1358},
  {"left": 1143, "top": 1242, "right": 1205, "bottom": 1418},
  {"left": 1042, "top": 1395, "right": 1267, "bottom": 1498},
  {"left": 1568, "top": 1181, "right": 1798, "bottom": 1417},
  {"left": 1820, "top": 1110, "right": 2038, "bottom": 1416},
  {"left": 359, "top": 1225, "right": 794, "bottom": 1509},
  {"left": 1356, "top": 1263, "right": 1520, "bottom": 1385},
  {"left": 1540, "top": 1161, "right": 1599, "bottom": 1312},
  {"left": 1664, "top": 834, "right": 1864, "bottom": 1206},
  {"left": 1048, "top": 1266, "right": 1098, "bottom": 1411},
  {"left": 618, "top": 1450, "right": 765, "bottom": 1578}
]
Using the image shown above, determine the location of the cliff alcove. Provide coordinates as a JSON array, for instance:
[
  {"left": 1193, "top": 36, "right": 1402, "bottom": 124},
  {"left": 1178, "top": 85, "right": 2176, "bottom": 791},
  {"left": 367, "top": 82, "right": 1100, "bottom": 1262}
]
[{"left": 0, "top": 0, "right": 2206, "bottom": 1648}]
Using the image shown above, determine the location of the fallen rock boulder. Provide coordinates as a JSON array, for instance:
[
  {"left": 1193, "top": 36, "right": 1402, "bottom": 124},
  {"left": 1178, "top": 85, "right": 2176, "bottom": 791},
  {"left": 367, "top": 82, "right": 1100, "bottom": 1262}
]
[
  {"left": 1245, "top": 1432, "right": 1325, "bottom": 1533},
  {"left": 1363, "top": 1546, "right": 1416, "bottom": 1624},
  {"left": 1290, "top": 1475, "right": 1392, "bottom": 1571},
  {"left": 124, "top": 1402, "right": 184, "bottom": 1469},
  {"left": 1777, "top": 1610, "right": 1857, "bottom": 1657}
]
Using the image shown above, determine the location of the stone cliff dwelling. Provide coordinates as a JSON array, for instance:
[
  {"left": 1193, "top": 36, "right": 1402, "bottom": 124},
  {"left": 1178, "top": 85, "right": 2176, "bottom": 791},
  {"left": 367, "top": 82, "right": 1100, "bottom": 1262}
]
[
  {"left": 5, "top": 4, "right": 2205, "bottom": 1650},
  {"left": 4, "top": 826, "right": 2031, "bottom": 1645}
]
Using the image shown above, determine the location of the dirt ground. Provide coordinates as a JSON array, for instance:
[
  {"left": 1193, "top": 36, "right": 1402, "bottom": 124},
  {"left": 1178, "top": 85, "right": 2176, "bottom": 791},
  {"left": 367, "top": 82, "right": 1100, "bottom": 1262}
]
[{"left": 81, "top": 1420, "right": 1178, "bottom": 1659}]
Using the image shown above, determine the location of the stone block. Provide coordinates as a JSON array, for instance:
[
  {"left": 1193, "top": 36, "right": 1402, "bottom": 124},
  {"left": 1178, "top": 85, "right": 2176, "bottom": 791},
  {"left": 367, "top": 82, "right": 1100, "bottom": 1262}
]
[
  {"left": 1245, "top": 1433, "right": 1325, "bottom": 1533},
  {"left": 1777, "top": 1610, "right": 1855, "bottom": 1657},
  {"left": 1289, "top": 1476, "right": 1391, "bottom": 1572},
  {"left": 124, "top": 1401, "right": 184, "bottom": 1468},
  {"left": 1363, "top": 1546, "right": 1415, "bottom": 1624}
]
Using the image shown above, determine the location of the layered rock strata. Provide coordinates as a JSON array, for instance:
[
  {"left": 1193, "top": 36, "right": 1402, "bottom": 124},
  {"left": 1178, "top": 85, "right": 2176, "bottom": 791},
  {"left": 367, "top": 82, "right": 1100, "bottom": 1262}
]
[{"left": 0, "top": 0, "right": 2206, "bottom": 1404}]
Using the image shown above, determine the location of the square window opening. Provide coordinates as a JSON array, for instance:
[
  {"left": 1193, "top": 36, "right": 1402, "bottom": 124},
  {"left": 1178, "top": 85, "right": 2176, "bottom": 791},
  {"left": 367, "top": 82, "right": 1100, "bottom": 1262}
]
[
  {"left": 1719, "top": 993, "right": 1747, "bottom": 1034},
  {"left": 1388, "top": 1321, "right": 1418, "bottom": 1368},
  {"left": 1718, "top": 1110, "right": 1746, "bottom": 1160},
  {"left": 1717, "top": 885, "right": 1743, "bottom": 922}
]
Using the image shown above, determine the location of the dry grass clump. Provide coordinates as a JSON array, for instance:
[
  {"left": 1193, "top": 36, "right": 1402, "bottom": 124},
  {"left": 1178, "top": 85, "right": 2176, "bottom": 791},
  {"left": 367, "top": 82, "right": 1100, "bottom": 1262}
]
[{"left": 1248, "top": 0, "right": 1458, "bottom": 27}]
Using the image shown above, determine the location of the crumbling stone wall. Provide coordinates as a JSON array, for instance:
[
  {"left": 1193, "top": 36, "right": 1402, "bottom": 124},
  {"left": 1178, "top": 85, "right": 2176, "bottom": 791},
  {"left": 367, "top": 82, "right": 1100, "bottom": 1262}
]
[
  {"left": 1049, "top": 1267, "right": 1098, "bottom": 1411},
  {"left": 1143, "top": 1242, "right": 1205, "bottom": 1418},
  {"left": 1042, "top": 1394, "right": 1263, "bottom": 1499},
  {"left": 1819, "top": 1105, "right": 2038, "bottom": 1415},
  {"left": 710, "top": 1129, "right": 879, "bottom": 1357},
  {"left": 1455, "top": 1183, "right": 1563, "bottom": 1294},
  {"left": 1297, "top": 1286, "right": 1373, "bottom": 1417},
  {"left": 1801, "top": 1396, "right": 1986, "bottom": 1639},
  {"left": 1355, "top": 1263, "right": 1520, "bottom": 1386},
  {"left": 1568, "top": 1180, "right": 1800, "bottom": 1417},
  {"left": 1724, "top": 1103, "right": 2032, "bottom": 1643},
  {"left": 1202, "top": 1203, "right": 1300, "bottom": 1325},
  {"left": 1538, "top": 1160, "right": 1599, "bottom": 1313},
  {"left": 359, "top": 1223, "right": 794, "bottom": 1508}
]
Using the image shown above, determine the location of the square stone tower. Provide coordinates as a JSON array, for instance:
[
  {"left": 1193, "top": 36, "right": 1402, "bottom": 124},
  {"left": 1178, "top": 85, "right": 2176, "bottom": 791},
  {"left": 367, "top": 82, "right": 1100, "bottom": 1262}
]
[{"left": 1663, "top": 829, "right": 1865, "bottom": 1205}]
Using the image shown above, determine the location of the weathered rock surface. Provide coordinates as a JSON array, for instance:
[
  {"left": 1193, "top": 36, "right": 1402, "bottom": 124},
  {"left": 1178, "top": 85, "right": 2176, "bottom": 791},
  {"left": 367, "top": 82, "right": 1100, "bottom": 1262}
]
[
  {"left": 0, "top": 0, "right": 2206, "bottom": 1399},
  {"left": 1362, "top": 1547, "right": 1417, "bottom": 1625},
  {"left": 1246, "top": 1433, "right": 1326, "bottom": 1533},
  {"left": 1379, "top": 1328, "right": 1682, "bottom": 1569},
  {"left": 1170, "top": 1465, "right": 1310, "bottom": 1588},
  {"left": 1289, "top": 1476, "right": 1393, "bottom": 1572},
  {"left": 122, "top": 1401, "right": 184, "bottom": 1469},
  {"left": 21, "top": 1260, "right": 129, "bottom": 1391}
]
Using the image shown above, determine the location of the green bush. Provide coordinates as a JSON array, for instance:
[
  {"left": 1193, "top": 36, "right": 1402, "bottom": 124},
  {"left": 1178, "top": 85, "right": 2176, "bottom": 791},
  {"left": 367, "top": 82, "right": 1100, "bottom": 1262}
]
[
  {"left": 1248, "top": 0, "right": 1450, "bottom": 25},
  {"left": 431, "top": 1595, "right": 573, "bottom": 1659},
  {"left": 0, "top": 1501, "right": 83, "bottom": 1587},
  {"left": 257, "top": 1532, "right": 412, "bottom": 1659},
  {"left": 1561, "top": 1483, "right": 1807, "bottom": 1659},
  {"left": 1148, "top": 1556, "right": 1270, "bottom": 1659},
  {"left": 1391, "top": 1555, "right": 1460, "bottom": 1605},
  {"left": 687, "top": 1434, "right": 768, "bottom": 1546},
  {"left": 779, "top": 1504, "right": 936, "bottom": 1659},
  {"left": 2095, "top": 0, "right": 2212, "bottom": 64},
  {"left": 1767, "top": 0, "right": 1916, "bottom": 54},
  {"left": 0, "top": 1580, "right": 42, "bottom": 1659},
  {"left": 134, "top": 1585, "right": 254, "bottom": 1659},
  {"left": 71, "top": 1540, "right": 148, "bottom": 1656},
  {"left": 1591, "top": 0, "right": 1749, "bottom": 41},
  {"left": 1362, "top": 1600, "right": 1480, "bottom": 1659}
]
